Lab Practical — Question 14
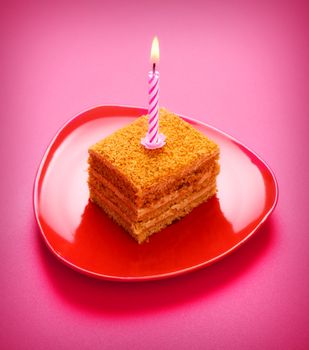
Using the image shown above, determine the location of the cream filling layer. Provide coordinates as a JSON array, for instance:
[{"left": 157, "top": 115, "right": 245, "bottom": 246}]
[
  {"left": 133, "top": 184, "right": 217, "bottom": 232},
  {"left": 90, "top": 181, "right": 217, "bottom": 236},
  {"left": 89, "top": 167, "right": 217, "bottom": 220}
]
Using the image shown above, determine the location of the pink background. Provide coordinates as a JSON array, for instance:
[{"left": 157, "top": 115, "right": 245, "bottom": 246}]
[{"left": 1, "top": 0, "right": 308, "bottom": 349}]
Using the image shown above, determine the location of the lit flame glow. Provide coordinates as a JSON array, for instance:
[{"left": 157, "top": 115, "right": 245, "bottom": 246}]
[{"left": 150, "top": 36, "right": 160, "bottom": 64}]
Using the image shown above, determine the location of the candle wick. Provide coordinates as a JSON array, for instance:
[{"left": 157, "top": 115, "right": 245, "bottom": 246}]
[{"left": 153, "top": 63, "right": 156, "bottom": 74}]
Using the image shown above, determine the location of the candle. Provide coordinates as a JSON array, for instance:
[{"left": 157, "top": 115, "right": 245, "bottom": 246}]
[{"left": 141, "top": 36, "right": 166, "bottom": 149}]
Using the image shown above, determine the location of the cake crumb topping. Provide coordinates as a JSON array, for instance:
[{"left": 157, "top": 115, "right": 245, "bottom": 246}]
[{"left": 89, "top": 108, "right": 219, "bottom": 189}]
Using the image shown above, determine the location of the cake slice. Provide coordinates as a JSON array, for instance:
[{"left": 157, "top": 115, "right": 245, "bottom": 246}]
[{"left": 88, "top": 108, "right": 220, "bottom": 243}]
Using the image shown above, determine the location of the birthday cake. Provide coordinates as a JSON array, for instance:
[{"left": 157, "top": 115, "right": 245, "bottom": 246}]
[{"left": 88, "top": 108, "right": 220, "bottom": 243}]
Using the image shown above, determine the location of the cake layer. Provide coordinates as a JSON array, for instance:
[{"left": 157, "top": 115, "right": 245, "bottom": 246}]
[
  {"left": 89, "top": 150, "right": 219, "bottom": 207},
  {"left": 88, "top": 108, "right": 220, "bottom": 243},
  {"left": 88, "top": 160, "right": 219, "bottom": 222},
  {"left": 90, "top": 183, "right": 217, "bottom": 243}
]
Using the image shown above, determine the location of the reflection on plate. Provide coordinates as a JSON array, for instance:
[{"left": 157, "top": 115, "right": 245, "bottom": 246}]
[{"left": 33, "top": 106, "right": 278, "bottom": 281}]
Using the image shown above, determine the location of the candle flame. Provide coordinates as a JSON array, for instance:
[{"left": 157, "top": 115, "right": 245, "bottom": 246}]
[{"left": 150, "top": 36, "right": 160, "bottom": 64}]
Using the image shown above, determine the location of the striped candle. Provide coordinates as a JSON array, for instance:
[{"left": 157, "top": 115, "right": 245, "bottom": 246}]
[
  {"left": 147, "top": 69, "right": 160, "bottom": 143},
  {"left": 141, "top": 37, "right": 166, "bottom": 149}
]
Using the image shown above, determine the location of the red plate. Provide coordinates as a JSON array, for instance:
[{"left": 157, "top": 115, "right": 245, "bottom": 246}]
[{"left": 33, "top": 106, "right": 278, "bottom": 281}]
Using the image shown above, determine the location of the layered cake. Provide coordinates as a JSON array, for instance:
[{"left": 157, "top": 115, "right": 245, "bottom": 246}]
[{"left": 88, "top": 108, "right": 220, "bottom": 243}]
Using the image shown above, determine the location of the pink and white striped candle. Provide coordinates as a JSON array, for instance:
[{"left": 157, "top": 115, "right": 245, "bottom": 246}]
[{"left": 141, "top": 37, "right": 166, "bottom": 149}]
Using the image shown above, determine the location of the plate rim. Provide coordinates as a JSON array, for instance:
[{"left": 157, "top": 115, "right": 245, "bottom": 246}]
[{"left": 33, "top": 105, "right": 279, "bottom": 282}]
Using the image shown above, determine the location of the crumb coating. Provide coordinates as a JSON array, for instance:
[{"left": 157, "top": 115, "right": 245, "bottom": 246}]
[{"left": 89, "top": 108, "right": 219, "bottom": 190}]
